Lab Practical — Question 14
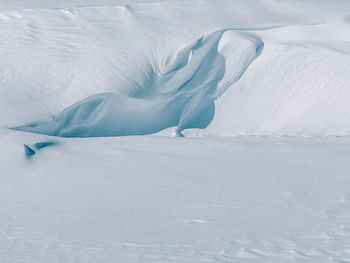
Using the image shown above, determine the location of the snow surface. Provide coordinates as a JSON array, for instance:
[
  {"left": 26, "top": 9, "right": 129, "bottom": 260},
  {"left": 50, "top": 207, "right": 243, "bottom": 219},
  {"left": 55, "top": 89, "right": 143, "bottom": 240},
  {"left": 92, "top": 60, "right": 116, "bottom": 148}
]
[
  {"left": 1, "top": 0, "right": 350, "bottom": 262},
  {"left": 14, "top": 30, "right": 263, "bottom": 137},
  {"left": 0, "top": 0, "right": 349, "bottom": 136},
  {"left": 2, "top": 128, "right": 350, "bottom": 262}
]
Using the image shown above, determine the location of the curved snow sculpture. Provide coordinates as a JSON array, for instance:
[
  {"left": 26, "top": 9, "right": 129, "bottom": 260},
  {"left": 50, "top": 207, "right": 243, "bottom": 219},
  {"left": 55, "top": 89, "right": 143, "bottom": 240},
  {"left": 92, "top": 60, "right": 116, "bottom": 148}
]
[{"left": 14, "top": 30, "right": 263, "bottom": 137}]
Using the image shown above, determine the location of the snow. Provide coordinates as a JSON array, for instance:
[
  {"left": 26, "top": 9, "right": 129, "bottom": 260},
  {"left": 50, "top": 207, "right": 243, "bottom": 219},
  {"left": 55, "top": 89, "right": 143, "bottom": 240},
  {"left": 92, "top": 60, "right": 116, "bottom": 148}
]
[
  {"left": 2, "top": 128, "right": 350, "bottom": 262},
  {"left": 13, "top": 30, "right": 263, "bottom": 137},
  {"left": 0, "top": 0, "right": 163, "bottom": 11},
  {"left": 1, "top": 0, "right": 349, "bottom": 136},
  {"left": 1, "top": 0, "right": 350, "bottom": 262}
]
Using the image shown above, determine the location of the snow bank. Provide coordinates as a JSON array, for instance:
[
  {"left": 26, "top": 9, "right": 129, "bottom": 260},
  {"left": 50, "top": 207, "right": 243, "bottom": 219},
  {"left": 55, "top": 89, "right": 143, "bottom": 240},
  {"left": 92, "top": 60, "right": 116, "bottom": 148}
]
[
  {"left": 205, "top": 20, "right": 350, "bottom": 136},
  {"left": 2, "top": 0, "right": 350, "bottom": 136},
  {"left": 14, "top": 30, "right": 263, "bottom": 137}
]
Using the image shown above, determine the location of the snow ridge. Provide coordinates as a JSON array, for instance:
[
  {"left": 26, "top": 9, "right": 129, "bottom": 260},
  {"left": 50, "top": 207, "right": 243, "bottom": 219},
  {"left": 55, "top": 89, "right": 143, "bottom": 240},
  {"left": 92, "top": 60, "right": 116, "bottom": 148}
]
[{"left": 14, "top": 30, "right": 263, "bottom": 137}]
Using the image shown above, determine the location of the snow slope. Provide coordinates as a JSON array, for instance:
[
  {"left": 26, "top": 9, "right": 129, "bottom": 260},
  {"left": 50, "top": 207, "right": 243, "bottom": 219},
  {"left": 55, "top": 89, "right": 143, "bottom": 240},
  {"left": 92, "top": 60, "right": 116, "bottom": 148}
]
[
  {"left": 0, "top": 0, "right": 349, "bottom": 136},
  {"left": 0, "top": 0, "right": 163, "bottom": 11},
  {"left": 14, "top": 30, "right": 263, "bottom": 137}
]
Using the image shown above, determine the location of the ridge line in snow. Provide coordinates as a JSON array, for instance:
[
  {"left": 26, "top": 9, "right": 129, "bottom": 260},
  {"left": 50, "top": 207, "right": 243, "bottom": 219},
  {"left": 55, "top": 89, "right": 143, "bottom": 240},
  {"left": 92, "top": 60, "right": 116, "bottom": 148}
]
[
  {"left": 0, "top": 1, "right": 165, "bottom": 14},
  {"left": 12, "top": 29, "right": 264, "bottom": 137}
]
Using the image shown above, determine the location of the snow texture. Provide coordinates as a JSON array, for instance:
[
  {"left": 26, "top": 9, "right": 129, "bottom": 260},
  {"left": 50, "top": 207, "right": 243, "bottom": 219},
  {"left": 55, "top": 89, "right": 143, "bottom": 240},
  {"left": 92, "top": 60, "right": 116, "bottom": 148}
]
[
  {"left": 0, "top": 0, "right": 349, "bottom": 136},
  {"left": 1, "top": 0, "right": 350, "bottom": 262},
  {"left": 14, "top": 30, "right": 263, "bottom": 137},
  {"left": 2, "top": 128, "right": 350, "bottom": 263}
]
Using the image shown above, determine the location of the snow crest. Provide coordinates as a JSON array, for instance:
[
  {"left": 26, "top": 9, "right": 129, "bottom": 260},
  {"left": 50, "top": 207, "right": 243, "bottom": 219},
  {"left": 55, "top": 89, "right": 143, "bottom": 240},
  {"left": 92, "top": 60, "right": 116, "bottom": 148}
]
[
  {"left": 3, "top": 0, "right": 350, "bottom": 137},
  {"left": 14, "top": 30, "right": 263, "bottom": 137}
]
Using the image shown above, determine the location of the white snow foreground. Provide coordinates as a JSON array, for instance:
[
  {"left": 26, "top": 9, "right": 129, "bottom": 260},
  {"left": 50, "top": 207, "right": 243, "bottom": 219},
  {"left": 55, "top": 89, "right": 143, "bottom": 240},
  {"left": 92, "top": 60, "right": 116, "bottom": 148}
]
[{"left": 2, "top": 128, "right": 350, "bottom": 263}]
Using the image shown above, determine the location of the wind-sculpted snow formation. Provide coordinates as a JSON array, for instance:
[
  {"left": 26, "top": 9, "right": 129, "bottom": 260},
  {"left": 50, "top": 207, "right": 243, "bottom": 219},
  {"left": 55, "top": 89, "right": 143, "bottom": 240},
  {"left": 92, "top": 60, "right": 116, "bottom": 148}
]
[
  {"left": 2, "top": 0, "right": 350, "bottom": 137},
  {"left": 14, "top": 30, "right": 263, "bottom": 137},
  {"left": 4, "top": 1, "right": 350, "bottom": 263}
]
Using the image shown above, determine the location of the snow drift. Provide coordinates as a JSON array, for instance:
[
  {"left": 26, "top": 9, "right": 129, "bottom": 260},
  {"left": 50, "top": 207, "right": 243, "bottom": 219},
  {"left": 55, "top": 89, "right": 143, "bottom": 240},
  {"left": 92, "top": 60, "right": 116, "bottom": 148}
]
[
  {"left": 3, "top": 1, "right": 350, "bottom": 262},
  {"left": 14, "top": 30, "right": 263, "bottom": 137},
  {"left": 2, "top": 0, "right": 350, "bottom": 137}
]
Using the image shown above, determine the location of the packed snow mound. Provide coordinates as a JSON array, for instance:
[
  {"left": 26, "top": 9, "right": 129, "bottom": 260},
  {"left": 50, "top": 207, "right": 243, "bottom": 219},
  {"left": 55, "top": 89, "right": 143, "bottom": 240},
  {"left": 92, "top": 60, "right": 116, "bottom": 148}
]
[
  {"left": 2, "top": 0, "right": 350, "bottom": 137},
  {"left": 14, "top": 30, "right": 263, "bottom": 137},
  {"left": 205, "top": 22, "right": 350, "bottom": 136}
]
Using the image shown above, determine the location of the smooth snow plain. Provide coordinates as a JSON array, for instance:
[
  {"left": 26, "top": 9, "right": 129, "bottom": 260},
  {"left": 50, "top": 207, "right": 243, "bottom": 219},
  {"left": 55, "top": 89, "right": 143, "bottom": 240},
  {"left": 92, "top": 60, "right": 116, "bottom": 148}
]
[{"left": 1, "top": 0, "right": 350, "bottom": 262}]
